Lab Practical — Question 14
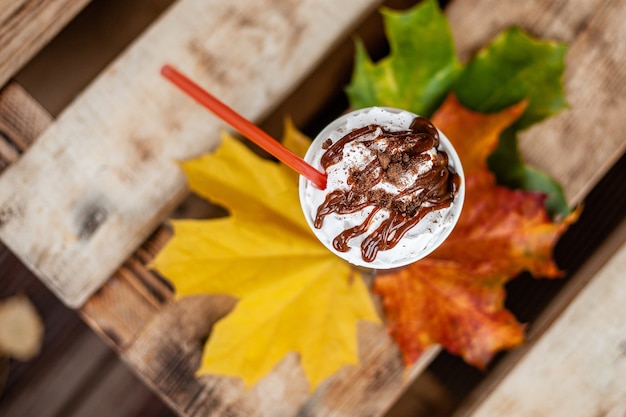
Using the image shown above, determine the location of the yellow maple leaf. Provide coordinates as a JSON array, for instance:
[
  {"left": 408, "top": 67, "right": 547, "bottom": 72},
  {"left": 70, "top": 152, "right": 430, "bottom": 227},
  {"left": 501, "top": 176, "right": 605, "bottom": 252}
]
[{"left": 153, "top": 124, "right": 380, "bottom": 390}]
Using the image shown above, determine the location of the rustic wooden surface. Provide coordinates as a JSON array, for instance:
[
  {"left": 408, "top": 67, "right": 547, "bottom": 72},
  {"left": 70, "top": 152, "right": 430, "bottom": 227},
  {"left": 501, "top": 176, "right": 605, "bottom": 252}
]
[
  {"left": 102, "top": 0, "right": 626, "bottom": 413},
  {"left": 13, "top": 0, "right": 177, "bottom": 117},
  {"left": 0, "top": 83, "right": 52, "bottom": 171},
  {"left": 1, "top": 0, "right": 625, "bottom": 416},
  {"left": 455, "top": 218, "right": 626, "bottom": 417},
  {"left": 0, "top": 0, "right": 385, "bottom": 308},
  {"left": 0, "top": 243, "right": 175, "bottom": 417},
  {"left": 0, "top": 0, "right": 92, "bottom": 88}
]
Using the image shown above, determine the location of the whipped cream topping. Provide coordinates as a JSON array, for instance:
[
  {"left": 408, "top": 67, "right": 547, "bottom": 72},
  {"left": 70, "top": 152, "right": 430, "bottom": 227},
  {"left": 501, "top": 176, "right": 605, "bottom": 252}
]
[{"left": 299, "top": 107, "right": 464, "bottom": 268}]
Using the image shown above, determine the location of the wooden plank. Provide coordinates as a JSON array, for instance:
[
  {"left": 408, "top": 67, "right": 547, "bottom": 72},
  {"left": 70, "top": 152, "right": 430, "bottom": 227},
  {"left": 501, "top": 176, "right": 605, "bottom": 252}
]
[
  {"left": 258, "top": 0, "right": 422, "bottom": 139},
  {"left": 1, "top": 0, "right": 624, "bottom": 416},
  {"left": 80, "top": 225, "right": 173, "bottom": 351},
  {"left": 0, "top": 83, "right": 52, "bottom": 171},
  {"left": 86, "top": 9, "right": 626, "bottom": 417},
  {"left": 0, "top": 0, "right": 92, "bottom": 88},
  {"left": 0, "top": 0, "right": 385, "bottom": 308},
  {"left": 446, "top": 0, "right": 626, "bottom": 205},
  {"left": 123, "top": 298, "right": 439, "bottom": 417},
  {"left": 454, "top": 218, "right": 626, "bottom": 417},
  {"left": 13, "top": 0, "right": 177, "bottom": 117}
]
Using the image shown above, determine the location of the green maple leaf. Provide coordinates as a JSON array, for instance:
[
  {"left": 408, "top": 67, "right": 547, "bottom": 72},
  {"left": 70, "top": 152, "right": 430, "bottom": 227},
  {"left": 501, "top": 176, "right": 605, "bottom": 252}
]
[
  {"left": 346, "top": 0, "right": 461, "bottom": 116},
  {"left": 453, "top": 27, "right": 568, "bottom": 217},
  {"left": 346, "top": 0, "right": 569, "bottom": 217}
]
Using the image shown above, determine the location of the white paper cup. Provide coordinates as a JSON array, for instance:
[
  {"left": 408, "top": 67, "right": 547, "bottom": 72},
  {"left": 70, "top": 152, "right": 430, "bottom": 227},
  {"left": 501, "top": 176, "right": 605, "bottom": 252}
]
[{"left": 299, "top": 107, "right": 465, "bottom": 269}]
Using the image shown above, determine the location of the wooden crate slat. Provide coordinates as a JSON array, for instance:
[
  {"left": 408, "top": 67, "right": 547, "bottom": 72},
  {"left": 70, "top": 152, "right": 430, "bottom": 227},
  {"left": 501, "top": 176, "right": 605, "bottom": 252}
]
[
  {"left": 123, "top": 298, "right": 439, "bottom": 417},
  {"left": 0, "top": 0, "right": 93, "bottom": 88},
  {"left": 81, "top": 225, "right": 174, "bottom": 351},
  {"left": 0, "top": 83, "right": 52, "bottom": 170},
  {"left": 1, "top": 0, "right": 625, "bottom": 416},
  {"left": 447, "top": 0, "right": 626, "bottom": 204},
  {"left": 304, "top": 335, "right": 438, "bottom": 417},
  {"left": 0, "top": 0, "right": 385, "bottom": 308}
]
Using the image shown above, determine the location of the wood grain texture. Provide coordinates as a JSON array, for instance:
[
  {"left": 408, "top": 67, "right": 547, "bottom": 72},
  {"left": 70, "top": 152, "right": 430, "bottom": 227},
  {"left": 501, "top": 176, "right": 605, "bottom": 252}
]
[
  {"left": 455, "top": 221, "right": 626, "bottom": 417},
  {"left": 2, "top": 0, "right": 626, "bottom": 416},
  {"left": 80, "top": 225, "right": 173, "bottom": 351},
  {"left": 84, "top": 224, "right": 436, "bottom": 416},
  {"left": 0, "top": 0, "right": 385, "bottom": 308},
  {"left": 0, "top": 0, "right": 92, "bottom": 88},
  {"left": 13, "top": 0, "right": 177, "bottom": 117},
  {"left": 446, "top": 0, "right": 626, "bottom": 205},
  {"left": 0, "top": 83, "right": 52, "bottom": 172},
  {"left": 123, "top": 305, "right": 438, "bottom": 417}
]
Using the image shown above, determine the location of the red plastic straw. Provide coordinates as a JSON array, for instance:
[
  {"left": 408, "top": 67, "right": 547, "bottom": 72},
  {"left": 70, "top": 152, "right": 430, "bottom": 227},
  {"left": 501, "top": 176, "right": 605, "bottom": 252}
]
[{"left": 161, "top": 64, "right": 327, "bottom": 190}]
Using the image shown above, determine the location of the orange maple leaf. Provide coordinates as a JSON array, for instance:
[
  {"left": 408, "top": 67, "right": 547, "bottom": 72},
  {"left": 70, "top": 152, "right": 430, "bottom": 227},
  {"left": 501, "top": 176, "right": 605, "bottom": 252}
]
[{"left": 373, "top": 94, "right": 579, "bottom": 368}]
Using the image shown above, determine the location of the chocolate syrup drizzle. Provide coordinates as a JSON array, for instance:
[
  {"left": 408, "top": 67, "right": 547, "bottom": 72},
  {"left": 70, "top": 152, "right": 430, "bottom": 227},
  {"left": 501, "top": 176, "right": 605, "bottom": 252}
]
[{"left": 314, "top": 117, "right": 460, "bottom": 263}]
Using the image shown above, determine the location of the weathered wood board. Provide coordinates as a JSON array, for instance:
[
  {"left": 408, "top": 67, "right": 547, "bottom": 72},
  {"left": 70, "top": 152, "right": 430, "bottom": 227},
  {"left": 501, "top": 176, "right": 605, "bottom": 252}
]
[
  {"left": 1, "top": 0, "right": 626, "bottom": 416},
  {"left": 0, "top": 0, "right": 384, "bottom": 308},
  {"left": 0, "top": 0, "right": 92, "bottom": 88},
  {"left": 0, "top": 83, "right": 52, "bottom": 170}
]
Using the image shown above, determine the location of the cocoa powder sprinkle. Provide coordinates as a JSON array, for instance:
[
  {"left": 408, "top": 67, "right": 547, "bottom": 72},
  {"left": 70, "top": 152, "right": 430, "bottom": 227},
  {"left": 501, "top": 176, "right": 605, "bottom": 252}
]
[{"left": 314, "top": 116, "right": 460, "bottom": 262}]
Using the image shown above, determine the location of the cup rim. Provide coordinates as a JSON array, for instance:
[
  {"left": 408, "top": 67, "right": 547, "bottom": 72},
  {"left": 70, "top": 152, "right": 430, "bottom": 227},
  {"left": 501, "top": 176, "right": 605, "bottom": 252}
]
[{"left": 299, "top": 106, "right": 465, "bottom": 269}]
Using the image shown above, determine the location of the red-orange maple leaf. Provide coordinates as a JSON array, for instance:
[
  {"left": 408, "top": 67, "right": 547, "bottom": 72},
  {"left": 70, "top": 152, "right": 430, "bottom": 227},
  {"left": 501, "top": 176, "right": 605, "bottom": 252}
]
[{"left": 373, "top": 94, "right": 579, "bottom": 368}]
